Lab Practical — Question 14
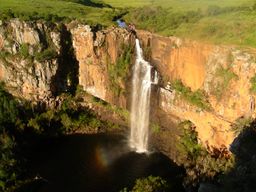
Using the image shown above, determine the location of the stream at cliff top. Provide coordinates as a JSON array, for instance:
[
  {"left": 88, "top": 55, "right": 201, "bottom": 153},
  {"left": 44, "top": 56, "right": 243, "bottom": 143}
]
[{"left": 26, "top": 134, "right": 185, "bottom": 192}]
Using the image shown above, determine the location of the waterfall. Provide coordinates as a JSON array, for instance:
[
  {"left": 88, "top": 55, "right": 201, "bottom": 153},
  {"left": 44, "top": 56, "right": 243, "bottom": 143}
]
[{"left": 130, "top": 39, "right": 158, "bottom": 153}]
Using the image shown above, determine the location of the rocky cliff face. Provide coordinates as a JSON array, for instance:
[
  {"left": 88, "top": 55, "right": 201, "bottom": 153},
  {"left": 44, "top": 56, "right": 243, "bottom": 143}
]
[
  {"left": 70, "top": 24, "right": 135, "bottom": 107},
  {"left": 0, "top": 19, "right": 61, "bottom": 102},
  {"left": 1, "top": 19, "right": 256, "bottom": 155},
  {"left": 137, "top": 30, "right": 256, "bottom": 150}
]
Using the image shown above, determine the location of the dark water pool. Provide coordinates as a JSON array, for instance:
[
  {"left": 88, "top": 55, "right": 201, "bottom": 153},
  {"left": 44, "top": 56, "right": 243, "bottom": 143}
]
[{"left": 25, "top": 134, "right": 185, "bottom": 192}]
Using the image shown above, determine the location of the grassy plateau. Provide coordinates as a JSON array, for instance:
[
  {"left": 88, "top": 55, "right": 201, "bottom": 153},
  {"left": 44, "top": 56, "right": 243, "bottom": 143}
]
[{"left": 1, "top": 0, "right": 256, "bottom": 47}]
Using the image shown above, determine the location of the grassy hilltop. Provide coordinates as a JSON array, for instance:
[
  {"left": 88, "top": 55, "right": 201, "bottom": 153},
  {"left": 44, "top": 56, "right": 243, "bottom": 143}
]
[{"left": 0, "top": 0, "right": 256, "bottom": 46}]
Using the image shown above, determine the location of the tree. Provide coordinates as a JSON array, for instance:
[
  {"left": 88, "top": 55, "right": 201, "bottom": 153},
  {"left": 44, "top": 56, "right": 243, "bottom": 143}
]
[{"left": 121, "top": 176, "right": 168, "bottom": 192}]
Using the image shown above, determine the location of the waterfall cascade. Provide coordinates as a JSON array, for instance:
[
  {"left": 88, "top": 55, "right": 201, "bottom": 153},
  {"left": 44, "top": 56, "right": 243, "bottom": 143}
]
[{"left": 130, "top": 39, "right": 158, "bottom": 153}]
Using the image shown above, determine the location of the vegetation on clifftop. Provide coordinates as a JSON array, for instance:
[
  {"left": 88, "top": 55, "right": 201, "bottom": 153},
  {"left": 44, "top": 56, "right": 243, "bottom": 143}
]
[{"left": 1, "top": 0, "right": 256, "bottom": 47}]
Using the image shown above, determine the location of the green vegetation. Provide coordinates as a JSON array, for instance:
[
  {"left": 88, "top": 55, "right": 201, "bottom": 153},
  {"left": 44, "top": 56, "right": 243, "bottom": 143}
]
[
  {"left": 108, "top": 44, "right": 133, "bottom": 96},
  {"left": 121, "top": 176, "right": 168, "bottom": 192},
  {"left": 177, "top": 121, "right": 203, "bottom": 160},
  {"left": 105, "top": 0, "right": 256, "bottom": 47},
  {"left": 177, "top": 121, "right": 234, "bottom": 184},
  {"left": 27, "top": 94, "right": 106, "bottom": 134},
  {"left": 150, "top": 122, "right": 160, "bottom": 134},
  {"left": 102, "top": 0, "right": 253, "bottom": 10},
  {"left": 171, "top": 80, "right": 211, "bottom": 110},
  {"left": 0, "top": 84, "right": 20, "bottom": 190},
  {"left": 0, "top": 0, "right": 122, "bottom": 26},
  {"left": 1, "top": 1, "right": 255, "bottom": 47},
  {"left": 0, "top": 51, "right": 12, "bottom": 66},
  {"left": 250, "top": 74, "right": 256, "bottom": 93},
  {"left": 0, "top": 82, "right": 121, "bottom": 190},
  {"left": 35, "top": 47, "right": 58, "bottom": 62},
  {"left": 19, "top": 43, "right": 30, "bottom": 58},
  {"left": 231, "top": 116, "right": 253, "bottom": 136},
  {"left": 1, "top": 0, "right": 256, "bottom": 47},
  {"left": 211, "top": 66, "right": 238, "bottom": 100},
  {"left": 91, "top": 95, "right": 130, "bottom": 123}
]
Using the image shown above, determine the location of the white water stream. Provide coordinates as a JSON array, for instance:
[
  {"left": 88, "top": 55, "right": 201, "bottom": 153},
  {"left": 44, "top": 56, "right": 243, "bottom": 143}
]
[{"left": 130, "top": 39, "right": 158, "bottom": 153}]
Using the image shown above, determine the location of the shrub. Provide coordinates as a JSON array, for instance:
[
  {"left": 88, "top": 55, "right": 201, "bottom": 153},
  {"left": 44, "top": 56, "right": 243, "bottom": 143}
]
[
  {"left": 211, "top": 66, "right": 238, "bottom": 100},
  {"left": 19, "top": 43, "right": 30, "bottom": 58},
  {"left": 121, "top": 176, "right": 168, "bottom": 192},
  {"left": 0, "top": 83, "right": 19, "bottom": 126},
  {"left": 250, "top": 75, "right": 256, "bottom": 93},
  {"left": 150, "top": 123, "right": 160, "bottom": 134},
  {"left": 108, "top": 44, "right": 132, "bottom": 96},
  {"left": 0, "top": 9, "right": 15, "bottom": 20},
  {"left": 0, "top": 84, "right": 19, "bottom": 190},
  {"left": 171, "top": 80, "right": 211, "bottom": 110},
  {"left": 231, "top": 116, "right": 253, "bottom": 136},
  {"left": 35, "top": 48, "right": 57, "bottom": 62},
  {"left": 177, "top": 121, "right": 234, "bottom": 184},
  {"left": 177, "top": 121, "right": 202, "bottom": 160},
  {"left": 0, "top": 133, "right": 17, "bottom": 191}
]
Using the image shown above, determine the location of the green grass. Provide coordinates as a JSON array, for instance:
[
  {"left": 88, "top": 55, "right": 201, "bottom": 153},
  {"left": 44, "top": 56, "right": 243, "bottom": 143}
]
[
  {"left": 101, "top": 0, "right": 253, "bottom": 10},
  {"left": 173, "top": 10, "right": 256, "bottom": 47},
  {"left": 0, "top": 0, "right": 118, "bottom": 26},
  {"left": 1, "top": 0, "right": 256, "bottom": 47},
  {"left": 101, "top": 0, "right": 256, "bottom": 47}
]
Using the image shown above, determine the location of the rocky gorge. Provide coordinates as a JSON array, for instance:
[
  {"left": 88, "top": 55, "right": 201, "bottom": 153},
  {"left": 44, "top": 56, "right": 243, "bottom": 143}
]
[{"left": 0, "top": 18, "right": 256, "bottom": 162}]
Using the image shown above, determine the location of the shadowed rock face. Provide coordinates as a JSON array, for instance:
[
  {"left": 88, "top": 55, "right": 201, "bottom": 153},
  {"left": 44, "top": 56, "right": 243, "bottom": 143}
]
[{"left": 1, "top": 19, "right": 256, "bottom": 156}]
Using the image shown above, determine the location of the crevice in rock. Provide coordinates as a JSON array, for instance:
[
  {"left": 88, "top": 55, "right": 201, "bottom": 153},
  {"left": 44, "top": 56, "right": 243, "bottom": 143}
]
[{"left": 50, "top": 24, "right": 79, "bottom": 96}]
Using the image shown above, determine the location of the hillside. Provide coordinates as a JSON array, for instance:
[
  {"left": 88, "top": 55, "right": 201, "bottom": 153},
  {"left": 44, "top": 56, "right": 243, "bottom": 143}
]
[{"left": 1, "top": 0, "right": 256, "bottom": 47}]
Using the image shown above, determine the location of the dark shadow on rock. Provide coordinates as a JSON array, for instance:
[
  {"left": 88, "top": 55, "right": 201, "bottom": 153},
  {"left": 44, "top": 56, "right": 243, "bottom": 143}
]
[
  {"left": 204, "top": 121, "right": 256, "bottom": 192},
  {"left": 51, "top": 24, "right": 79, "bottom": 96},
  {"left": 73, "top": 0, "right": 112, "bottom": 8}
]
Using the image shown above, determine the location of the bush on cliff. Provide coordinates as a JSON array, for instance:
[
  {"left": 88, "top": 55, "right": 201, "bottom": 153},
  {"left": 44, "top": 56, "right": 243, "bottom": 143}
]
[
  {"left": 121, "top": 176, "right": 168, "bottom": 192},
  {"left": 171, "top": 80, "right": 211, "bottom": 110},
  {"left": 177, "top": 121, "right": 234, "bottom": 186},
  {"left": 250, "top": 74, "right": 256, "bottom": 93},
  {"left": 108, "top": 44, "right": 133, "bottom": 96},
  {"left": 35, "top": 48, "right": 58, "bottom": 62}
]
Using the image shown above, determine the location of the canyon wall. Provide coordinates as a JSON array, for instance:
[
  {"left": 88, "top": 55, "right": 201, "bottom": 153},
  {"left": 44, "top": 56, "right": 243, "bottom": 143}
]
[
  {"left": 1, "top": 19, "right": 256, "bottom": 154},
  {"left": 70, "top": 24, "right": 135, "bottom": 107},
  {"left": 137, "top": 30, "right": 256, "bottom": 151},
  {"left": 0, "top": 19, "right": 61, "bottom": 101}
]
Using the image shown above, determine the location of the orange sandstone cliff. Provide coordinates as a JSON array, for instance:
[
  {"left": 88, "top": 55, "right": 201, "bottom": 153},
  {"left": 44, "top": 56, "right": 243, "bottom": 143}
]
[{"left": 1, "top": 19, "right": 256, "bottom": 155}]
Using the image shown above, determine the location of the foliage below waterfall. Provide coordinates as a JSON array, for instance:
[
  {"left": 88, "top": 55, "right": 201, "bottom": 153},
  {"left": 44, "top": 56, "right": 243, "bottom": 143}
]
[{"left": 0, "top": 84, "right": 119, "bottom": 191}]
